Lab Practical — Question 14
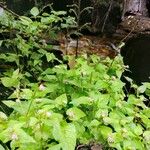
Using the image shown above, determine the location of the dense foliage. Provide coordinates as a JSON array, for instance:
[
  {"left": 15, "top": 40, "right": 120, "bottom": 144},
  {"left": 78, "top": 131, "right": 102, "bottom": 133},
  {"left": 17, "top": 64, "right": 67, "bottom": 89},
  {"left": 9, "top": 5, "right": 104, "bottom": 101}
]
[{"left": 0, "top": 6, "right": 150, "bottom": 150}]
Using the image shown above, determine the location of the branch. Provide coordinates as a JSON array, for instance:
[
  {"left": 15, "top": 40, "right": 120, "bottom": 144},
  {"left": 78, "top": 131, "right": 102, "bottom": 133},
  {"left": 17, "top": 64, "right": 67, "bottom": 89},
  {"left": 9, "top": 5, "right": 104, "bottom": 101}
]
[
  {"left": 80, "top": 7, "right": 93, "bottom": 16},
  {"left": 101, "top": 0, "right": 113, "bottom": 33},
  {"left": 0, "top": 3, "right": 20, "bottom": 18}
]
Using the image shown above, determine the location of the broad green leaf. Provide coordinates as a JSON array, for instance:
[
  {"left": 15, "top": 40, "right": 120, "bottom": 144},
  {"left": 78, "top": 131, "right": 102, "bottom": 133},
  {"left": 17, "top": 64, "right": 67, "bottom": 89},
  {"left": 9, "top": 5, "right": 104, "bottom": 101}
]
[
  {"left": 28, "top": 117, "right": 38, "bottom": 127},
  {"left": 127, "top": 95, "right": 146, "bottom": 108},
  {"left": 61, "top": 123, "right": 76, "bottom": 150},
  {"left": 138, "top": 84, "right": 146, "bottom": 93},
  {"left": 41, "top": 17, "right": 55, "bottom": 24},
  {"left": 10, "top": 101, "right": 30, "bottom": 115},
  {"left": 123, "top": 139, "right": 144, "bottom": 150},
  {"left": 0, "top": 144, "right": 5, "bottom": 150},
  {"left": 89, "top": 119, "right": 100, "bottom": 127},
  {"left": 109, "top": 111, "right": 125, "bottom": 131},
  {"left": 30, "top": 7, "right": 39, "bottom": 17},
  {"left": 140, "top": 114, "right": 150, "bottom": 128},
  {"left": 20, "top": 89, "right": 33, "bottom": 99},
  {"left": 99, "top": 125, "right": 112, "bottom": 139},
  {"left": 70, "top": 96, "right": 92, "bottom": 106},
  {"left": 15, "top": 128, "right": 36, "bottom": 143},
  {"left": 110, "top": 80, "right": 124, "bottom": 92},
  {"left": 133, "top": 124, "right": 143, "bottom": 135},
  {"left": 48, "top": 144, "right": 62, "bottom": 150},
  {"left": 12, "top": 69, "right": 20, "bottom": 78},
  {"left": 66, "top": 107, "right": 86, "bottom": 121},
  {"left": 142, "top": 109, "right": 150, "bottom": 118},
  {"left": 4, "top": 54, "right": 19, "bottom": 65},
  {"left": 0, "top": 54, "right": 6, "bottom": 59},
  {"left": 0, "top": 121, "right": 25, "bottom": 142},
  {"left": 95, "top": 109, "right": 108, "bottom": 119},
  {"left": 143, "top": 131, "right": 150, "bottom": 142},
  {"left": 0, "top": 123, "right": 36, "bottom": 144},
  {"left": 73, "top": 122, "right": 85, "bottom": 140},
  {"left": 2, "top": 100, "right": 16, "bottom": 108},
  {"left": 96, "top": 94, "right": 109, "bottom": 108},
  {"left": 52, "top": 122, "right": 77, "bottom": 150},
  {"left": 55, "top": 94, "right": 68, "bottom": 107},
  {"left": 0, "top": 111, "right": 7, "bottom": 121},
  {"left": 20, "top": 16, "right": 32, "bottom": 25},
  {"left": 52, "top": 119, "right": 62, "bottom": 141},
  {"left": 46, "top": 53, "right": 56, "bottom": 62},
  {"left": 1, "top": 77, "right": 19, "bottom": 87}
]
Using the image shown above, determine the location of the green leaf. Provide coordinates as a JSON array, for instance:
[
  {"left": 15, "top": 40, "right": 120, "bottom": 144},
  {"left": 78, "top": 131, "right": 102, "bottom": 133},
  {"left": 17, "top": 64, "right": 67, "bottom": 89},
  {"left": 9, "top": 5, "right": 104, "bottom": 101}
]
[
  {"left": 70, "top": 96, "right": 92, "bottom": 106},
  {"left": 0, "top": 111, "right": 7, "bottom": 121},
  {"left": 140, "top": 114, "right": 150, "bottom": 128},
  {"left": 89, "top": 119, "right": 100, "bottom": 127},
  {"left": 52, "top": 121, "right": 76, "bottom": 150},
  {"left": 0, "top": 40, "right": 3, "bottom": 46},
  {"left": 61, "top": 123, "right": 76, "bottom": 150},
  {"left": 138, "top": 84, "right": 146, "bottom": 93},
  {"left": 1, "top": 77, "right": 19, "bottom": 87},
  {"left": 55, "top": 94, "right": 68, "bottom": 107},
  {"left": 5, "top": 54, "right": 19, "bottom": 65},
  {"left": 143, "top": 131, "right": 150, "bottom": 142},
  {"left": 48, "top": 144, "right": 62, "bottom": 150},
  {"left": 20, "top": 16, "right": 32, "bottom": 25},
  {"left": 52, "top": 118, "right": 62, "bottom": 141},
  {"left": 12, "top": 69, "right": 20, "bottom": 78},
  {"left": 133, "top": 124, "right": 143, "bottom": 135},
  {"left": 0, "top": 120, "right": 25, "bottom": 142},
  {"left": 123, "top": 139, "right": 144, "bottom": 150},
  {"left": 142, "top": 109, "right": 150, "bottom": 118},
  {"left": 16, "top": 128, "right": 36, "bottom": 143},
  {"left": 20, "top": 89, "right": 33, "bottom": 99},
  {"left": 46, "top": 53, "right": 56, "bottom": 62},
  {"left": 52, "top": 11, "right": 67, "bottom": 16},
  {"left": 30, "top": 7, "right": 39, "bottom": 17},
  {"left": 0, "top": 144, "right": 5, "bottom": 150},
  {"left": 41, "top": 16, "right": 55, "bottom": 24},
  {"left": 66, "top": 107, "right": 86, "bottom": 121},
  {"left": 99, "top": 125, "right": 112, "bottom": 139},
  {"left": 28, "top": 117, "right": 38, "bottom": 127},
  {"left": 2, "top": 100, "right": 15, "bottom": 108}
]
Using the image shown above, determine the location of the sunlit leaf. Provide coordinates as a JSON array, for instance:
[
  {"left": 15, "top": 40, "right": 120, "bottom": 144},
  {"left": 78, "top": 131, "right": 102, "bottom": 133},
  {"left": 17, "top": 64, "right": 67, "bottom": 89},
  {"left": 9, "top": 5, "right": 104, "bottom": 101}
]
[
  {"left": 61, "top": 123, "right": 76, "bottom": 150},
  {"left": 99, "top": 125, "right": 112, "bottom": 139},
  {"left": 30, "top": 7, "right": 39, "bottom": 17},
  {"left": 0, "top": 144, "right": 5, "bottom": 150},
  {"left": 1, "top": 77, "right": 19, "bottom": 87},
  {"left": 70, "top": 96, "right": 92, "bottom": 106},
  {"left": 66, "top": 107, "right": 86, "bottom": 121},
  {"left": 20, "top": 16, "right": 32, "bottom": 25},
  {"left": 55, "top": 94, "right": 68, "bottom": 107}
]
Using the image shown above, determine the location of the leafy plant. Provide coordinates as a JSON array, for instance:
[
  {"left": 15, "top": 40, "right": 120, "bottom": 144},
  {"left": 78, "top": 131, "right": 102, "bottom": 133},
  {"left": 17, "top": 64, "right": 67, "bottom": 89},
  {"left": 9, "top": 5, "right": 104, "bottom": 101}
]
[
  {"left": 0, "top": 53, "right": 150, "bottom": 149},
  {"left": 0, "top": 5, "right": 150, "bottom": 150},
  {"left": 0, "top": 6, "right": 75, "bottom": 80},
  {"left": 67, "top": 0, "right": 93, "bottom": 57}
]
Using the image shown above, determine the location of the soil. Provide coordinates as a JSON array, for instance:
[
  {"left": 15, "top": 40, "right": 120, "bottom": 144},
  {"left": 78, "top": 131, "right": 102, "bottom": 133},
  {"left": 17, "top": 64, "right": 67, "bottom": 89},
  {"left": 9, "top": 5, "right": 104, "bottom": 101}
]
[{"left": 58, "top": 34, "right": 120, "bottom": 58}]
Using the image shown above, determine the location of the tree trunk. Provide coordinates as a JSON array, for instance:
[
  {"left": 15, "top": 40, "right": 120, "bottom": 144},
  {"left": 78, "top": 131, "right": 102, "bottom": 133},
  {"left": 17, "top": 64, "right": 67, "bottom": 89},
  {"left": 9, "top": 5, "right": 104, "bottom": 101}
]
[
  {"left": 91, "top": 0, "right": 121, "bottom": 35},
  {"left": 115, "top": 0, "right": 150, "bottom": 38},
  {"left": 122, "top": 0, "right": 149, "bottom": 18}
]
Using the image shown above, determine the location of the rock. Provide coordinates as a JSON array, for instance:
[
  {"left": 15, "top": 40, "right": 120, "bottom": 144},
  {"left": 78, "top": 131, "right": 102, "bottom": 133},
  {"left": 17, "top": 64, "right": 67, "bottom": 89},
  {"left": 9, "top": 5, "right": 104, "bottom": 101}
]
[
  {"left": 119, "top": 15, "right": 150, "bottom": 33},
  {"left": 121, "top": 34, "right": 150, "bottom": 83}
]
